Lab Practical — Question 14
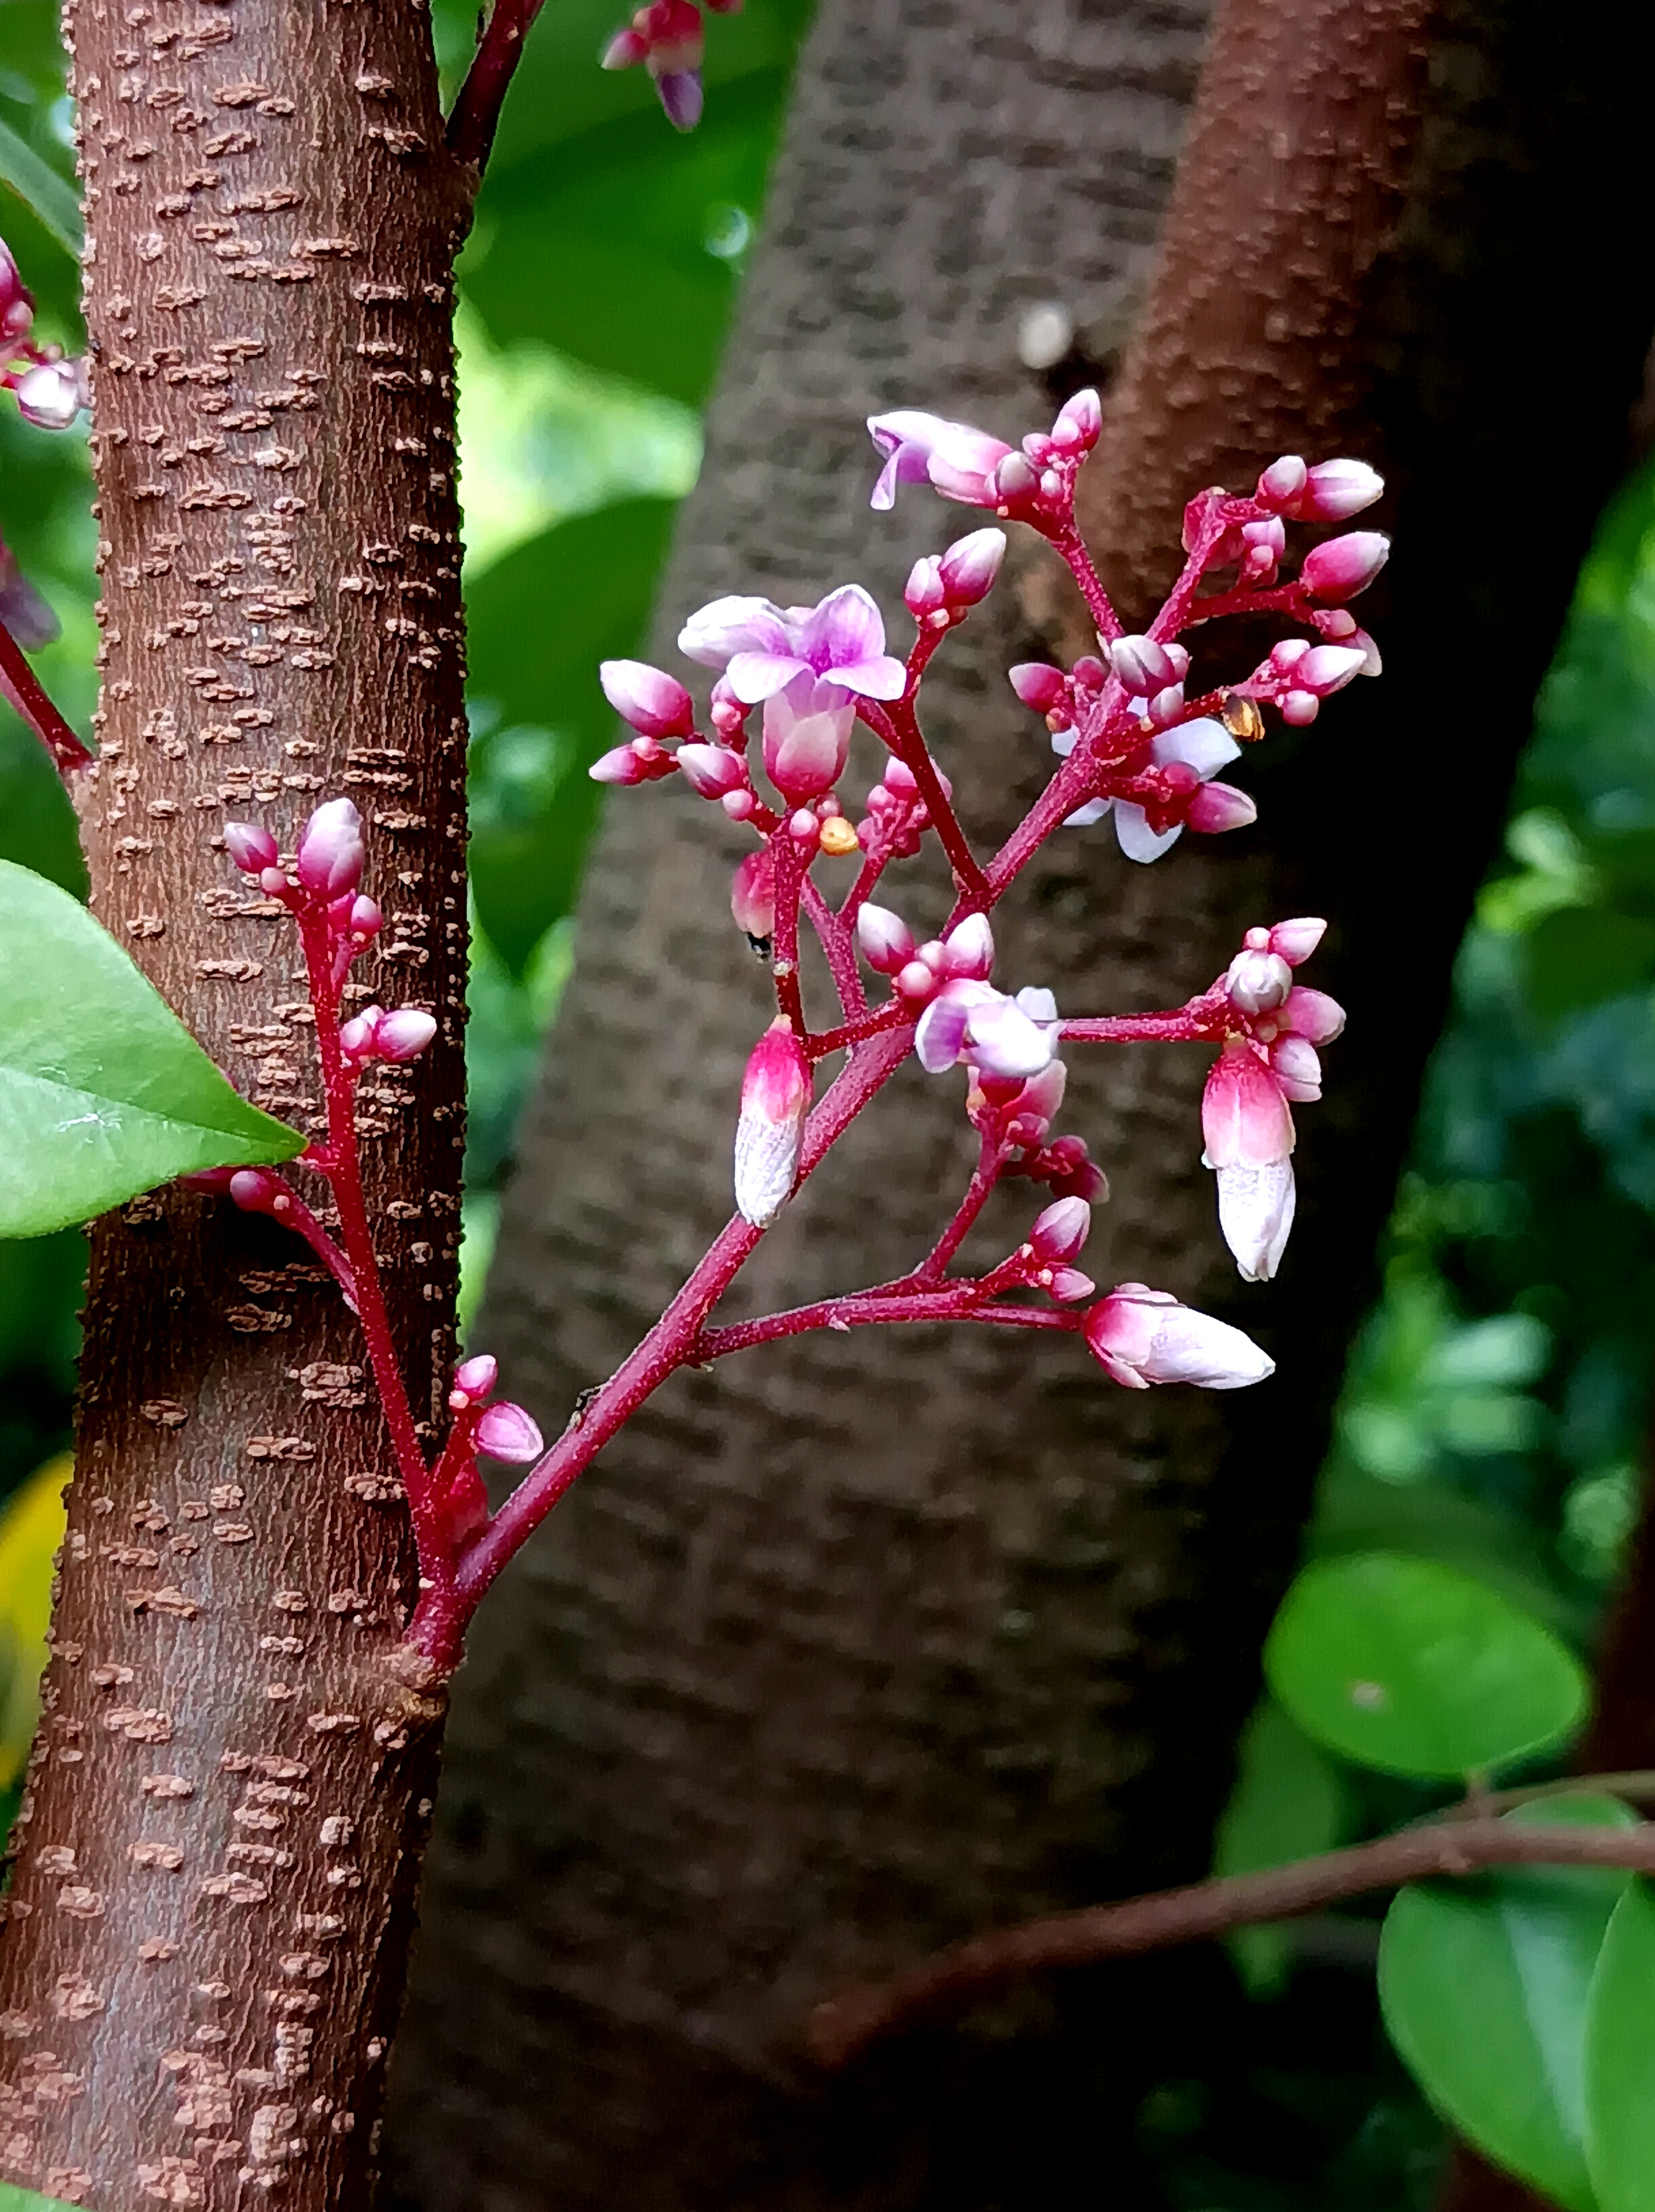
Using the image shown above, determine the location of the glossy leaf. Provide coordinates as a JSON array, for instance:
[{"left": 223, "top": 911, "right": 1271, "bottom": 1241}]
[
  {"left": 1214, "top": 1699, "right": 1347, "bottom": 1995},
  {"left": 1585, "top": 1877, "right": 1655, "bottom": 2212},
  {"left": 0, "top": 112, "right": 80, "bottom": 258},
  {"left": 0, "top": 860, "right": 303, "bottom": 1237},
  {"left": 0, "top": 2185, "right": 80, "bottom": 2211},
  {"left": 1264, "top": 1552, "right": 1587, "bottom": 1778},
  {"left": 1380, "top": 1796, "right": 1638, "bottom": 2211},
  {"left": 466, "top": 498, "right": 676, "bottom": 970}
]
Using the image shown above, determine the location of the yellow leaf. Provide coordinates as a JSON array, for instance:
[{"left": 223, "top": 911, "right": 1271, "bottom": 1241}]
[{"left": 0, "top": 1455, "right": 70, "bottom": 1789}]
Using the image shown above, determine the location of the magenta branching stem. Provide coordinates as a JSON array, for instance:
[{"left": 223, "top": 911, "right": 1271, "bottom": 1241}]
[
  {"left": 446, "top": 0, "right": 548, "bottom": 171},
  {"left": 1047, "top": 520, "right": 1122, "bottom": 644},
  {"left": 0, "top": 615, "right": 91, "bottom": 775},
  {"left": 695, "top": 1295, "right": 1079, "bottom": 1363}
]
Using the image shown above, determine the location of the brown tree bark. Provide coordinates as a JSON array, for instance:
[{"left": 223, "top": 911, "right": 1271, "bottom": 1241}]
[
  {"left": 384, "top": 0, "right": 1655, "bottom": 2204},
  {"left": 0, "top": 3, "right": 474, "bottom": 2205}
]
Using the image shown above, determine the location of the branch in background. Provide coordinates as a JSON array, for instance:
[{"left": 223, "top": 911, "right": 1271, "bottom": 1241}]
[
  {"left": 447, "top": 0, "right": 549, "bottom": 173},
  {"left": 0, "top": 611, "right": 90, "bottom": 774},
  {"left": 807, "top": 1798, "right": 1655, "bottom": 2070}
]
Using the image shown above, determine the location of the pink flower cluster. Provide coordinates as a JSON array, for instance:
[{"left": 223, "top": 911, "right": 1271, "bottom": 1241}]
[
  {"left": 1, "top": 238, "right": 89, "bottom": 434},
  {"left": 581, "top": 384, "right": 1382, "bottom": 1402},
  {"left": 600, "top": 0, "right": 742, "bottom": 129}
]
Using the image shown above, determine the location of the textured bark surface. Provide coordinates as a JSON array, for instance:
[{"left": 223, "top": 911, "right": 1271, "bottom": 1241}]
[
  {"left": 0, "top": 3, "right": 471, "bottom": 2205},
  {"left": 386, "top": 0, "right": 1655, "bottom": 2206}
]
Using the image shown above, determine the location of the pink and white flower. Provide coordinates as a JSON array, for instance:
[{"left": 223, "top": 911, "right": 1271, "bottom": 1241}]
[
  {"left": 1202, "top": 1040, "right": 1295, "bottom": 1283},
  {"left": 915, "top": 981, "right": 1059, "bottom": 1082},
  {"left": 1055, "top": 716, "right": 1254, "bottom": 861},
  {"left": 866, "top": 409, "right": 1016, "bottom": 513},
  {"left": 1084, "top": 1285, "right": 1275, "bottom": 1389},
  {"left": 759, "top": 675, "right": 855, "bottom": 804},
  {"left": 679, "top": 583, "right": 905, "bottom": 705}
]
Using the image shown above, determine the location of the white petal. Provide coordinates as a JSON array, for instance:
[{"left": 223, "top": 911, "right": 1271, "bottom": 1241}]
[
  {"left": 1152, "top": 717, "right": 1240, "bottom": 780},
  {"left": 1215, "top": 1160, "right": 1296, "bottom": 1282},
  {"left": 1064, "top": 796, "right": 1112, "bottom": 827},
  {"left": 733, "top": 1109, "right": 802, "bottom": 1228},
  {"left": 1113, "top": 802, "right": 1182, "bottom": 864}
]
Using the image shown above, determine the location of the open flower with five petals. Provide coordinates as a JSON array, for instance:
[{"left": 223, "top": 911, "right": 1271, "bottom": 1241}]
[
  {"left": 1053, "top": 716, "right": 1255, "bottom": 861},
  {"left": 678, "top": 584, "right": 905, "bottom": 705}
]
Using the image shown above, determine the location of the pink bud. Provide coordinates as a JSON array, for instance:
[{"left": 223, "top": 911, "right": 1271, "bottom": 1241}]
[
  {"left": 454, "top": 1353, "right": 499, "bottom": 1400},
  {"left": 1256, "top": 455, "right": 1308, "bottom": 510},
  {"left": 1047, "top": 1267, "right": 1096, "bottom": 1302},
  {"left": 1295, "top": 644, "right": 1368, "bottom": 697},
  {"left": 339, "top": 1007, "right": 382, "bottom": 1058},
  {"left": 13, "top": 359, "right": 84, "bottom": 431},
  {"left": 227, "top": 1167, "right": 283, "bottom": 1213},
  {"left": 1271, "top": 638, "right": 1311, "bottom": 672},
  {"left": 295, "top": 797, "right": 365, "bottom": 896},
  {"left": 730, "top": 847, "right": 776, "bottom": 945},
  {"left": 654, "top": 67, "right": 704, "bottom": 129},
  {"left": 476, "top": 1401, "right": 545, "bottom": 1464},
  {"left": 1297, "top": 458, "right": 1384, "bottom": 521},
  {"left": 941, "top": 912, "right": 993, "bottom": 980},
  {"left": 676, "top": 743, "right": 746, "bottom": 799},
  {"left": 1282, "top": 984, "right": 1346, "bottom": 1045},
  {"left": 1031, "top": 1196, "right": 1090, "bottom": 1262},
  {"left": 1146, "top": 684, "right": 1186, "bottom": 729},
  {"left": 591, "top": 742, "right": 649, "bottom": 785},
  {"left": 1009, "top": 662, "right": 1068, "bottom": 713},
  {"left": 733, "top": 1021, "right": 811, "bottom": 1228},
  {"left": 1084, "top": 1286, "right": 1275, "bottom": 1390},
  {"left": 896, "top": 959, "right": 938, "bottom": 1001},
  {"left": 223, "top": 821, "right": 278, "bottom": 875},
  {"left": 1268, "top": 916, "right": 1326, "bottom": 966},
  {"left": 600, "top": 658, "right": 695, "bottom": 739},
  {"left": 1226, "top": 948, "right": 1293, "bottom": 1015},
  {"left": 1186, "top": 782, "right": 1257, "bottom": 835},
  {"left": 856, "top": 902, "right": 915, "bottom": 974},
  {"left": 761, "top": 684, "right": 852, "bottom": 804},
  {"left": 904, "top": 556, "right": 946, "bottom": 617},
  {"left": 348, "top": 895, "right": 383, "bottom": 939},
  {"left": 938, "top": 527, "right": 1006, "bottom": 608},
  {"left": 1110, "top": 634, "right": 1181, "bottom": 696},
  {"left": 601, "top": 26, "right": 648, "bottom": 65},
  {"left": 991, "top": 451, "right": 1040, "bottom": 504},
  {"left": 1300, "top": 531, "right": 1389, "bottom": 603},
  {"left": 1279, "top": 691, "right": 1319, "bottom": 726},
  {"left": 1203, "top": 1042, "right": 1294, "bottom": 1170},
  {"left": 374, "top": 1008, "right": 438, "bottom": 1062},
  {"left": 0, "top": 241, "right": 32, "bottom": 342},
  {"left": 1050, "top": 387, "right": 1102, "bottom": 453}
]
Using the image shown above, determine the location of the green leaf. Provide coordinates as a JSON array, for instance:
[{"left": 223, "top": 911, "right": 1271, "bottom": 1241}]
[
  {"left": 1213, "top": 1699, "right": 1347, "bottom": 1994},
  {"left": 1525, "top": 906, "right": 1655, "bottom": 1019},
  {"left": 0, "top": 112, "right": 81, "bottom": 257},
  {"left": 0, "top": 2185, "right": 81, "bottom": 2211},
  {"left": 466, "top": 497, "right": 676, "bottom": 970},
  {"left": 1380, "top": 1796, "right": 1638, "bottom": 2212},
  {"left": 1585, "top": 1877, "right": 1655, "bottom": 2212},
  {"left": 0, "top": 860, "right": 303, "bottom": 1237},
  {"left": 1264, "top": 1553, "right": 1588, "bottom": 1779}
]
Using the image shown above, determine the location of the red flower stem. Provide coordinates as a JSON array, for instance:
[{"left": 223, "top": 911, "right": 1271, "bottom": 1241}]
[
  {"left": 858, "top": 695, "right": 991, "bottom": 909},
  {"left": 296, "top": 911, "right": 440, "bottom": 1566},
  {"left": 800, "top": 873, "right": 866, "bottom": 1020},
  {"left": 837, "top": 849, "right": 888, "bottom": 922},
  {"left": 440, "top": 1028, "right": 914, "bottom": 1634},
  {"left": 769, "top": 831, "right": 810, "bottom": 1038},
  {"left": 1188, "top": 580, "right": 1311, "bottom": 629},
  {"left": 695, "top": 1293, "right": 1078, "bottom": 1364},
  {"left": 808, "top": 1000, "right": 908, "bottom": 1061},
  {"left": 0, "top": 614, "right": 92, "bottom": 775},
  {"left": 446, "top": 0, "right": 548, "bottom": 171},
  {"left": 1060, "top": 1001, "right": 1226, "bottom": 1045},
  {"left": 1047, "top": 519, "right": 1122, "bottom": 644},
  {"left": 265, "top": 1177, "right": 361, "bottom": 1313}
]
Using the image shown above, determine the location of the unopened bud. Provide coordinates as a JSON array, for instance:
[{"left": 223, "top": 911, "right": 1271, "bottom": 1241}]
[
  {"left": 1047, "top": 1267, "right": 1096, "bottom": 1302},
  {"left": 856, "top": 902, "right": 915, "bottom": 974},
  {"left": 1256, "top": 455, "right": 1308, "bottom": 510},
  {"left": 1295, "top": 644, "right": 1368, "bottom": 697},
  {"left": 1279, "top": 690, "right": 1319, "bottom": 726},
  {"left": 454, "top": 1353, "right": 499, "bottom": 1400},
  {"left": 223, "top": 821, "right": 278, "bottom": 874},
  {"left": 374, "top": 1008, "right": 438, "bottom": 1062},
  {"left": 904, "top": 555, "right": 946, "bottom": 617},
  {"left": 1050, "top": 387, "right": 1102, "bottom": 453},
  {"left": 1226, "top": 948, "right": 1293, "bottom": 1015},
  {"left": 941, "top": 912, "right": 993, "bottom": 979},
  {"left": 1146, "top": 683, "right": 1185, "bottom": 729},
  {"left": 600, "top": 658, "right": 695, "bottom": 739},
  {"left": 1297, "top": 458, "right": 1384, "bottom": 521},
  {"left": 1186, "top": 781, "right": 1257, "bottom": 834},
  {"left": 13, "top": 359, "right": 85, "bottom": 431},
  {"left": 992, "top": 451, "right": 1040, "bottom": 505},
  {"left": 227, "top": 1167, "right": 283, "bottom": 1213},
  {"left": 1269, "top": 917, "right": 1326, "bottom": 966},
  {"left": 1300, "top": 531, "right": 1389, "bottom": 603},
  {"left": 937, "top": 527, "right": 1006, "bottom": 608},
  {"left": 676, "top": 742, "right": 746, "bottom": 799},
  {"left": 730, "top": 847, "right": 776, "bottom": 947},
  {"left": 476, "top": 1401, "right": 545, "bottom": 1464},
  {"left": 1030, "top": 1196, "right": 1090, "bottom": 1262},
  {"left": 1110, "top": 635, "right": 1182, "bottom": 696},
  {"left": 295, "top": 797, "right": 365, "bottom": 897},
  {"left": 1009, "top": 662, "right": 1068, "bottom": 713},
  {"left": 348, "top": 895, "right": 382, "bottom": 939},
  {"left": 733, "top": 1020, "right": 811, "bottom": 1229}
]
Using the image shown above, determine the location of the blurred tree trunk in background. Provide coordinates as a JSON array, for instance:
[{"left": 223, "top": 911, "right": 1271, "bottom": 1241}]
[{"left": 386, "top": 0, "right": 1655, "bottom": 2204}]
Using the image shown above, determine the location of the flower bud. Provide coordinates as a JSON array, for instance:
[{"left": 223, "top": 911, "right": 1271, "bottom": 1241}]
[
  {"left": 730, "top": 847, "right": 776, "bottom": 947},
  {"left": 1297, "top": 458, "right": 1384, "bottom": 521},
  {"left": 339, "top": 1005, "right": 384, "bottom": 1059},
  {"left": 937, "top": 527, "right": 1006, "bottom": 608},
  {"left": 1146, "top": 683, "right": 1186, "bottom": 729},
  {"left": 1110, "top": 634, "right": 1181, "bottom": 696},
  {"left": 1009, "top": 662, "right": 1068, "bottom": 713},
  {"left": 476, "top": 1401, "right": 545, "bottom": 1464},
  {"left": 600, "top": 658, "right": 695, "bottom": 740},
  {"left": 454, "top": 1353, "right": 499, "bottom": 1401},
  {"left": 654, "top": 67, "right": 704, "bottom": 129},
  {"left": 1226, "top": 948, "right": 1293, "bottom": 1015},
  {"left": 1295, "top": 644, "right": 1368, "bottom": 697},
  {"left": 601, "top": 26, "right": 648, "bottom": 65},
  {"left": 733, "top": 1020, "right": 811, "bottom": 1228},
  {"left": 904, "top": 555, "right": 946, "bottom": 617},
  {"left": 941, "top": 912, "right": 994, "bottom": 979},
  {"left": 348, "top": 895, "right": 383, "bottom": 940},
  {"left": 1030, "top": 1196, "right": 1090, "bottom": 1262},
  {"left": 1050, "top": 387, "right": 1102, "bottom": 453},
  {"left": 856, "top": 902, "right": 915, "bottom": 975},
  {"left": 1268, "top": 916, "right": 1326, "bottom": 966},
  {"left": 13, "top": 359, "right": 84, "bottom": 431},
  {"left": 896, "top": 959, "right": 938, "bottom": 1001},
  {"left": 761, "top": 683, "right": 853, "bottom": 804},
  {"left": 676, "top": 742, "right": 746, "bottom": 799},
  {"left": 223, "top": 821, "right": 278, "bottom": 875},
  {"left": 1047, "top": 1267, "right": 1096, "bottom": 1302},
  {"left": 991, "top": 451, "right": 1040, "bottom": 504},
  {"left": 374, "top": 1008, "right": 438, "bottom": 1062},
  {"left": 1279, "top": 690, "right": 1319, "bottom": 726},
  {"left": 1300, "top": 530, "right": 1389, "bottom": 603},
  {"left": 1256, "top": 455, "right": 1308, "bottom": 510},
  {"left": 1282, "top": 984, "right": 1346, "bottom": 1045},
  {"left": 590, "top": 742, "right": 652, "bottom": 784},
  {"left": 1270, "top": 1035, "right": 1323, "bottom": 1102},
  {"left": 1186, "top": 781, "right": 1257, "bottom": 835},
  {"left": 227, "top": 1167, "right": 284, "bottom": 1213},
  {"left": 1084, "top": 1286, "right": 1275, "bottom": 1389},
  {"left": 295, "top": 797, "right": 365, "bottom": 897}
]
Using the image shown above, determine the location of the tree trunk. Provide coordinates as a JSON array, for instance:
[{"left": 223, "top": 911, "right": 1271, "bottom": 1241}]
[
  {"left": 384, "top": 0, "right": 1655, "bottom": 2205},
  {"left": 0, "top": 4, "right": 471, "bottom": 2205}
]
